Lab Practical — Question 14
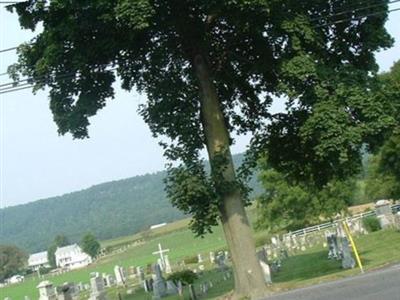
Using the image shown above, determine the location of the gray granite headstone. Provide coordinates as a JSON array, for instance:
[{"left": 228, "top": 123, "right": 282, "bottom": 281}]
[
  {"left": 327, "top": 234, "right": 340, "bottom": 259},
  {"left": 88, "top": 275, "right": 108, "bottom": 300},
  {"left": 166, "top": 280, "right": 178, "bottom": 295},
  {"left": 215, "top": 252, "right": 228, "bottom": 272},
  {"left": 152, "top": 264, "right": 166, "bottom": 299},
  {"left": 56, "top": 283, "right": 79, "bottom": 300},
  {"left": 341, "top": 237, "right": 356, "bottom": 269}
]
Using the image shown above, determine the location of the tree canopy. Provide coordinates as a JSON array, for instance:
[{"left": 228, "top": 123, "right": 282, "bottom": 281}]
[
  {"left": 8, "top": 1, "right": 394, "bottom": 297},
  {"left": 0, "top": 245, "right": 27, "bottom": 282},
  {"left": 80, "top": 233, "right": 101, "bottom": 258},
  {"left": 8, "top": 0, "right": 394, "bottom": 234},
  {"left": 255, "top": 159, "right": 355, "bottom": 232}
]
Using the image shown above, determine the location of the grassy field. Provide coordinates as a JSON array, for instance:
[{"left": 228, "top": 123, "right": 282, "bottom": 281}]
[
  {"left": 125, "top": 229, "right": 400, "bottom": 299},
  {"left": 3, "top": 227, "right": 399, "bottom": 300},
  {"left": 2, "top": 223, "right": 227, "bottom": 300}
]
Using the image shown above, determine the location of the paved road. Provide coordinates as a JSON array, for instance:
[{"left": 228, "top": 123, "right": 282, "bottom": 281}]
[{"left": 267, "top": 264, "right": 400, "bottom": 300}]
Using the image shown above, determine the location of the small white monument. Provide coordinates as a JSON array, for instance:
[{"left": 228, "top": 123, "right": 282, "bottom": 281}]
[
  {"left": 37, "top": 281, "right": 57, "bottom": 300},
  {"left": 164, "top": 255, "right": 172, "bottom": 274},
  {"left": 259, "top": 260, "right": 272, "bottom": 284},
  {"left": 113, "top": 265, "right": 126, "bottom": 286}
]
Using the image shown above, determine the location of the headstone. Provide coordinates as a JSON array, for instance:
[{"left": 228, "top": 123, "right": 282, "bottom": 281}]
[
  {"left": 166, "top": 280, "right": 178, "bottom": 295},
  {"left": 104, "top": 275, "right": 115, "bottom": 287},
  {"left": 188, "top": 284, "right": 197, "bottom": 300},
  {"left": 257, "top": 248, "right": 268, "bottom": 263},
  {"left": 197, "top": 254, "right": 203, "bottom": 263},
  {"left": 77, "top": 282, "right": 84, "bottom": 292},
  {"left": 164, "top": 255, "right": 172, "bottom": 274},
  {"left": 215, "top": 252, "right": 228, "bottom": 272},
  {"left": 152, "top": 264, "right": 166, "bottom": 299},
  {"left": 88, "top": 275, "right": 108, "bottom": 300},
  {"left": 37, "top": 281, "right": 57, "bottom": 300},
  {"left": 341, "top": 237, "right": 356, "bottom": 269},
  {"left": 114, "top": 265, "right": 126, "bottom": 286},
  {"left": 143, "top": 279, "right": 152, "bottom": 293},
  {"left": 224, "top": 251, "right": 229, "bottom": 260},
  {"left": 395, "top": 212, "right": 400, "bottom": 230},
  {"left": 375, "top": 200, "right": 395, "bottom": 229},
  {"left": 137, "top": 266, "right": 145, "bottom": 282},
  {"left": 177, "top": 281, "right": 183, "bottom": 296},
  {"left": 152, "top": 243, "right": 170, "bottom": 272},
  {"left": 200, "top": 282, "right": 209, "bottom": 294},
  {"left": 56, "top": 282, "right": 79, "bottom": 300},
  {"left": 326, "top": 233, "right": 340, "bottom": 260},
  {"left": 157, "top": 258, "right": 164, "bottom": 272},
  {"left": 209, "top": 251, "right": 215, "bottom": 263},
  {"left": 259, "top": 260, "right": 272, "bottom": 284}
]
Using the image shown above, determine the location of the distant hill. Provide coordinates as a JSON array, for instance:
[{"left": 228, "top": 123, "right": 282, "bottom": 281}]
[{"left": 0, "top": 153, "right": 261, "bottom": 253}]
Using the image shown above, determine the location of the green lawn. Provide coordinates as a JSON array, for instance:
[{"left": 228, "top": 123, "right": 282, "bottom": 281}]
[{"left": 4, "top": 229, "right": 399, "bottom": 300}]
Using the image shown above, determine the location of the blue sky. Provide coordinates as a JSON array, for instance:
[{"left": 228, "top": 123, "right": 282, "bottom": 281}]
[{"left": 1, "top": 5, "right": 399, "bottom": 208}]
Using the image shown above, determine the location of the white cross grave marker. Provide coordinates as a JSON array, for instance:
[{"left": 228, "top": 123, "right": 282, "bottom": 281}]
[{"left": 152, "top": 243, "right": 170, "bottom": 270}]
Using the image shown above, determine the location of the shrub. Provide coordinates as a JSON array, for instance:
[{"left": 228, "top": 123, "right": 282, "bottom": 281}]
[
  {"left": 167, "top": 270, "right": 198, "bottom": 286},
  {"left": 183, "top": 255, "right": 198, "bottom": 265},
  {"left": 363, "top": 216, "right": 381, "bottom": 232}
]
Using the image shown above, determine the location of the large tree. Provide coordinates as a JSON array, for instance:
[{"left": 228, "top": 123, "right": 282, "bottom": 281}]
[
  {"left": 47, "top": 234, "right": 69, "bottom": 268},
  {"left": 365, "top": 60, "right": 400, "bottom": 200},
  {"left": 8, "top": 1, "right": 393, "bottom": 298},
  {"left": 255, "top": 159, "right": 356, "bottom": 232},
  {"left": 0, "top": 245, "right": 27, "bottom": 282},
  {"left": 80, "top": 233, "right": 101, "bottom": 258}
]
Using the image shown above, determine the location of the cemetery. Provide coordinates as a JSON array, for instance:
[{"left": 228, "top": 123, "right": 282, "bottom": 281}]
[{"left": 2, "top": 202, "right": 400, "bottom": 300}]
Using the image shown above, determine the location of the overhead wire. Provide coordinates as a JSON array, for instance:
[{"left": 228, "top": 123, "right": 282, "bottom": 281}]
[{"left": 0, "top": 3, "right": 399, "bottom": 94}]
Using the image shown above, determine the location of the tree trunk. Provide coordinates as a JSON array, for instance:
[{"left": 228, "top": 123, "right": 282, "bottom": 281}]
[{"left": 192, "top": 53, "right": 269, "bottom": 299}]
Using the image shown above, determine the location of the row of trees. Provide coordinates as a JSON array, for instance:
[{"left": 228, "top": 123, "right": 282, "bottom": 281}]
[{"left": 7, "top": 1, "right": 397, "bottom": 298}]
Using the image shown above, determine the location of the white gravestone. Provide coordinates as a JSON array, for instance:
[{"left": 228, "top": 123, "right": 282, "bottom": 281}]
[
  {"left": 113, "top": 265, "right": 126, "bottom": 286},
  {"left": 197, "top": 254, "right": 203, "bottom": 263},
  {"left": 209, "top": 251, "right": 215, "bottom": 263},
  {"left": 164, "top": 255, "right": 172, "bottom": 274},
  {"left": 259, "top": 260, "right": 272, "bottom": 284},
  {"left": 37, "top": 281, "right": 57, "bottom": 300}
]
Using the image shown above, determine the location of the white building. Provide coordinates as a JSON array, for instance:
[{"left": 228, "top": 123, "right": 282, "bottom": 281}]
[
  {"left": 28, "top": 251, "right": 50, "bottom": 271},
  {"left": 6, "top": 275, "right": 24, "bottom": 284},
  {"left": 55, "top": 244, "right": 92, "bottom": 270}
]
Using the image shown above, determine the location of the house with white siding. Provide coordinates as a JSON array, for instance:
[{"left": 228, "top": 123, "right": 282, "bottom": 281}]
[
  {"left": 55, "top": 244, "right": 92, "bottom": 270},
  {"left": 28, "top": 251, "right": 50, "bottom": 271}
]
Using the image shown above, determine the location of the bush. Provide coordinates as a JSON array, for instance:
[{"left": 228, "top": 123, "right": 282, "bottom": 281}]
[
  {"left": 183, "top": 255, "right": 198, "bottom": 265},
  {"left": 363, "top": 216, "right": 381, "bottom": 232},
  {"left": 167, "top": 270, "right": 198, "bottom": 286}
]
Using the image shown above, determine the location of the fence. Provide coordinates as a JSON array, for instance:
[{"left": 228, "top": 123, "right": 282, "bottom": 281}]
[{"left": 283, "top": 204, "right": 400, "bottom": 239}]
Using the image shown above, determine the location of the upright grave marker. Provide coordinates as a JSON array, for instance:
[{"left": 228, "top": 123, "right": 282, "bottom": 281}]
[{"left": 152, "top": 244, "right": 170, "bottom": 272}]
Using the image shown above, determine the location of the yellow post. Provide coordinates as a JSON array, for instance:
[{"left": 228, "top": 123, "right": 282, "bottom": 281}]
[{"left": 342, "top": 220, "right": 364, "bottom": 273}]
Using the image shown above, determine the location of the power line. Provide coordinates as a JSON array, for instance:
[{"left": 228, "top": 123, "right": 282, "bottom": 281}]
[
  {"left": 0, "top": 67, "right": 118, "bottom": 94},
  {"left": 0, "top": 46, "right": 18, "bottom": 54},
  {"left": 0, "top": 0, "right": 396, "bottom": 55},
  {"left": 310, "top": 0, "right": 400, "bottom": 23},
  {"left": 1, "top": 6, "right": 399, "bottom": 94},
  {"left": 315, "top": 7, "right": 400, "bottom": 27}
]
